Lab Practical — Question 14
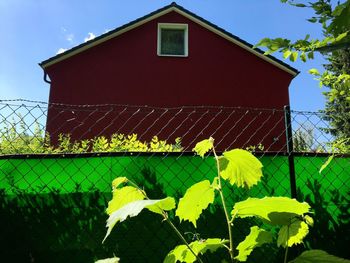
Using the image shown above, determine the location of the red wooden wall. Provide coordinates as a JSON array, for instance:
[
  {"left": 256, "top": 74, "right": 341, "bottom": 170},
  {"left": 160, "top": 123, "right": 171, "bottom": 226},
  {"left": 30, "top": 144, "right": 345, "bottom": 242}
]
[{"left": 44, "top": 11, "right": 295, "bottom": 151}]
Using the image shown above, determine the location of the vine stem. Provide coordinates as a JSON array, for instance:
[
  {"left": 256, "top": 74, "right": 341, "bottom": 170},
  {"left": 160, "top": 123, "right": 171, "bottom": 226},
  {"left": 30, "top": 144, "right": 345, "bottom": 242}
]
[
  {"left": 284, "top": 246, "right": 289, "bottom": 263},
  {"left": 127, "top": 179, "right": 204, "bottom": 263},
  {"left": 284, "top": 222, "right": 290, "bottom": 263},
  {"left": 163, "top": 213, "right": 204, "bottom": 263},
  {"left": 212, "top": 146, "right": 235, "bottom": 262}
]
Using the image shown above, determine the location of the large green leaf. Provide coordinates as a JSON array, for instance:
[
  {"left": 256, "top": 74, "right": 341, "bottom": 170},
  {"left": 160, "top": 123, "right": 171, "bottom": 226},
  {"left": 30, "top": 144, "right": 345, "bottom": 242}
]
[
  {"left": 95, "top": 257, "right": 120, "bottom": 263},
  {"left": 164, "top": 238, "right": 228, "bottom": 263},
  {"left": 103, "top": 197, "right": 175, "bottom": 242},
  {"left": 176, "top": 180, "right": 215, "bottom": 227},
  {"left": 106, "top": 186, "right": 145, "bottom": 215},
  {"left": 232, "top": 197, "right": 310, "bottom": 225},
  {"left": 193, "top": 138, "right": 214, "bottom": 158},
  {"left": 235, "top": 226, "right": 273, "bottom": 262},
  {"left": 277, "top": 220, "right": 309, "bottom": 247},
  {"left": 289, "top": 249, "right": 350, "bottom": 263},
  {"left": 219, "top": 149, "right": 263, "bottom": 188},
  {"left": 146, "top": 196, "right": 176, "bottom": 215}
]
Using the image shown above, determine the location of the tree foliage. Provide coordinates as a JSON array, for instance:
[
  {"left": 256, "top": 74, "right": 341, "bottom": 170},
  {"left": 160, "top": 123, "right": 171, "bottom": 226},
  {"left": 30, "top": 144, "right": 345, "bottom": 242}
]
[{"left": 256, "top": 0, "right": 350, "bottom": 144}]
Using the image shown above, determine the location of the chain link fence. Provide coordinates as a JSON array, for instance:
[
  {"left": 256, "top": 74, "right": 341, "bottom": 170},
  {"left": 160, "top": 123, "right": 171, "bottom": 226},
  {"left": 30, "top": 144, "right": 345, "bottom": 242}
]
[{"left": 0, "top": 99, "right": 349, "bottom": 262}]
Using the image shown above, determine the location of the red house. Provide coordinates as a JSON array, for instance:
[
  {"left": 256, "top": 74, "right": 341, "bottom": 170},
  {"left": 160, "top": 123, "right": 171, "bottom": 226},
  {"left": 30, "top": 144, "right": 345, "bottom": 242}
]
[{"left": 40, "top": 2, "right": 298, "bottom": 151}]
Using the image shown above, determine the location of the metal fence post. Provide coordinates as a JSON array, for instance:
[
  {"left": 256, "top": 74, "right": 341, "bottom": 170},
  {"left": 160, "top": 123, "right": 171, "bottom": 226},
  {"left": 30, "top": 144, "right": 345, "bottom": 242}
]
[{"left": 284, "top": 105, "right": 297, "bottom": 199}]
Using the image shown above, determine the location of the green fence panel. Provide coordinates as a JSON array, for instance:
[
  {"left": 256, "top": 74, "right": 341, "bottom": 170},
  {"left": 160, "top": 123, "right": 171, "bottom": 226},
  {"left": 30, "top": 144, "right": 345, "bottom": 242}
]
[
  {"left": 1, "top": 155, "right": 292, "bottom": 196},
  {"left": 0, "top": 154, "right": 349, "bottom": 262}
]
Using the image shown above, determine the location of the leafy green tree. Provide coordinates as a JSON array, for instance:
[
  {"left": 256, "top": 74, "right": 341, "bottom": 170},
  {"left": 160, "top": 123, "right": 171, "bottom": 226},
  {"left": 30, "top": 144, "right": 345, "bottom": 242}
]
[
  {"left": 255, "top": 0, "right": 350, "bottom": 145},
  {"left": 293, "top": 125, "right": 315, "bottom": 152},
  {"left": 322, "top": 47, "right": 350, "bottom": 139}
]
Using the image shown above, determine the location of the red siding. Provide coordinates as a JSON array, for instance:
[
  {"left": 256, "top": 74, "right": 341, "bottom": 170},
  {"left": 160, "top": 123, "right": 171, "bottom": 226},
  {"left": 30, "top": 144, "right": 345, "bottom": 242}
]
[{"left": 45, "top": 11, "right": 294, "bottom": 151}]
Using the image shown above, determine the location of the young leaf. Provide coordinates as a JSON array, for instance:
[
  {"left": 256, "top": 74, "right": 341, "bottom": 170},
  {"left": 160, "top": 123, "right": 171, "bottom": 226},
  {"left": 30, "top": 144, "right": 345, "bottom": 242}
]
[
  {"left": 309, "top": 68, "right": 320, "bottom": 75},
  {"left": 193, "top": 137, "right": 214, "bottom": 157},
  {"left": 290, "top": 51, "right": 298, "bottom": 62},
  {"left": 219, "top": 149, "right": 263, "bottom": 188},
  {"left": 307, "top": 51, "right": 314, "bottom": 59},
  {"left": 164, "top": 238, "right": 228, "bottom": 263},
  {"left": 304, "top": 215, "right": 314, "bottom": 227},
  {"left": 164, "top": 245, "right": 189, "bottom": 263},
  {"left": 176, "top": 180, "right": 215, "bottom": 227},
  {"left": 288, "top": 249, "right": 350, "bottom": 263},
  {"left": 300, "top": 52, "right": 307, "bottom": 62},
  {"left": 319, "top": 155, "right": 334, "bottom": 174},
  {"left": 104, "top": 197, "right": 175, "bottom": 242},
  {"left": 277, "top": 220, "right": 309, "bottom": 247},
  {"left": 95, "top": 257, "right": 120, "bottom": 263},
  {"left": 235, "top": 226, "right": 273, "bottom": 262},
  {"left": 254, "top": 38, "right": 271, "bottom": 48},
  {"left": 283, "top": 50, "right": 292, "bottom": 59},
  {"left": 232, "top": 197, "right": 310, "bottom": 225},
  {"left": 293, "top": 3, "right": 307, "bottom": 7},
  {"left": 307, "top": 17, "right": 318, "bottom": 23},
  {"left": 106, "top": 186, "right": 145, "bottom": 215}
]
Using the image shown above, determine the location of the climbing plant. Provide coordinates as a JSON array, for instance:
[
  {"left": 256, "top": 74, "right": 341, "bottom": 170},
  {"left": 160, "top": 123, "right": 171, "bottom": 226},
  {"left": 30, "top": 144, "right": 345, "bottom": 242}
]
[{"left": 98, "top": 138, "right": 349, "bottom": 262}]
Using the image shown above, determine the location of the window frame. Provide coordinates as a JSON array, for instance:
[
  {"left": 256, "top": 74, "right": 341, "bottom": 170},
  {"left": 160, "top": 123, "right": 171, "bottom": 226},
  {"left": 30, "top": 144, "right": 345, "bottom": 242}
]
[{"left": 157, "top": 23, "right": 188, "bottom": 57}]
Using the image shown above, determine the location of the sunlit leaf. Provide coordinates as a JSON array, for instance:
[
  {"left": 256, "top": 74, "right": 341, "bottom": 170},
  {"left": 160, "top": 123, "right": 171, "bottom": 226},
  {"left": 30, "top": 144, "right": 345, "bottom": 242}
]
[
  {"left": 277, "top": 220, "right": 309, "bottom": 247},
  {"left": 319, "top": 155, "right": 334, "bottom": 174},
  {"left": 106, "top": 186, "right": 145, "bottom": 215},
  {"left": 111, "top": 177, "right": 128, "bottom": 189},
  {"left": 146, "top": 196, "right": 176, "bottom": 215},
  {"left": 211, "top": 177, "right": 219, "bottom": 190},
  {"left": 289, "top": 249, "right": 350, "bottom": 263},
  {"left": 290, "top": 51, "right": 298, "bottom": 62},
  {"left": 176, "top": 180, "right": 215, "bottom": 227},
  {"left": 232, "top": 197, "right": 311, "bottom": 225},
  {"left": 304, "top": 215, "right": 314, "bottom": 227},
  {"left": 104, "top": 197, "right": 175, "bottom": 243},
  {"left": 335, "top": 32, "right": 348, "bottom": 42},
  {"left": 219, "top": 149, "right": 263, "bottom": 188},
  {"left": 254, "top": 38, "right": 271, "bottom": 48},
  {"left": 283, "top": 50, "right": 292, "bottom": 59},
  {"left": 164, "top": 238, "right": 228, "bottom": 263},
  {"left": 328, "top": 1, "right": 350, "bottom": 35},
  {"left": 164, "top": 245, "right": 189, "bottom": 263},
  {"left": 300, "top": 52, "right": 307, "bottom": 62},
  {"left": 193, "top": 138, "right": 214, "bottom": 158},
  {"left": 235, "top": 226, "right": 273, "bottom": 262},
  {"left": 309, "top": 68, "right": 320, "bottom": 75},
  {"left": 95, "top": 257, "right": 120, "bottom": 263}
]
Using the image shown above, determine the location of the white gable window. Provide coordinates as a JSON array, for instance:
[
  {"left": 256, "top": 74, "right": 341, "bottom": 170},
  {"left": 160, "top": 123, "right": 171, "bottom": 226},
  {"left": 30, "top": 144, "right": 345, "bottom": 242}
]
[{"left": 158, "top": 23, "right": 188, "bottom": 57}]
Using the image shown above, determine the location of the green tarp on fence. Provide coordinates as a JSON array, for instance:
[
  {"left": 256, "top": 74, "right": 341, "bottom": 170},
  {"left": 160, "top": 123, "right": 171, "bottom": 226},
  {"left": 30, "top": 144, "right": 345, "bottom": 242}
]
[{"left": 0, "top": 154, "right": 349, "bottom": 262}]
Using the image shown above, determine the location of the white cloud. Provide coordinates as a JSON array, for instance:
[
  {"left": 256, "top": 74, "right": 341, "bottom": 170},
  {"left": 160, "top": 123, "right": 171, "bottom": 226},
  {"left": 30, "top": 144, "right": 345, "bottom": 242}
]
[
  {"left": 84, "top": 32, "right": 96, "bottom": 42},
  {"left": 56, "top": 48, "right": 67, "bottom": 54},
  {"left": 60, "top": 27, "right": 74, "bottom": 43},
  {"left": 66, "top": 33, "right": 74, "bottom": 42}
]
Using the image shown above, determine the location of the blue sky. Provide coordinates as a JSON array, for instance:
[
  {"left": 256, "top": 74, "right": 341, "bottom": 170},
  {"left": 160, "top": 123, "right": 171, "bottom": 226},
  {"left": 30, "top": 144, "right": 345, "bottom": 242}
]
[{"left": 0, "top": 0, "right": 328, "bottom": 111}]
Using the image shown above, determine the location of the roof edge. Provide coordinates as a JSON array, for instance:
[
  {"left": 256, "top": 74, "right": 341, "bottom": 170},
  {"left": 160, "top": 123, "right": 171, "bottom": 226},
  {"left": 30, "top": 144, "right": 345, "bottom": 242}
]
[
  {"left": 39, "top": 2, "right": 176, "bottom": 69},
  {"left": 40, "top": 2, "right": 299, "bottom": 76}
]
